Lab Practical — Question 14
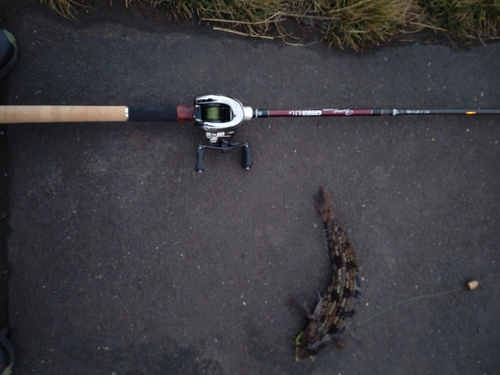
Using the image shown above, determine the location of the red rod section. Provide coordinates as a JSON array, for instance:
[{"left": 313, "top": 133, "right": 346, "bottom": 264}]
[
  {"left": 257, "top": 109, "right": 376, "bottom": 117},
  {"left": 177, "top": 105, "right": 195, "bottom": 122}
]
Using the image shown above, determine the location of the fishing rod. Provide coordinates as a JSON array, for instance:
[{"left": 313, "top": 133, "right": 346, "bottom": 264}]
[{"left": 1, "top": 94, "right": 499, "bottom": 172}]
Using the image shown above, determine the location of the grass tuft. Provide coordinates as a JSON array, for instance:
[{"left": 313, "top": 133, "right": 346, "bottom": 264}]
[
  {"left": 319, "top": 0, "right": 424, "bottom": 50},
  {"left": 420, "top": 0, "right": 500, "bottom": 43},
  {"left": 40, "top": 0, "right": 500, "bottom": 49},
  {"left": 41, "top": 0, "right": 86, "bottom": 18}
]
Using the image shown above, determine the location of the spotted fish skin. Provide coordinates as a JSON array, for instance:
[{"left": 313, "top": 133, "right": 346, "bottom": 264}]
[{"left": 295, "top": 187, "right": 361, "bottom": 360}]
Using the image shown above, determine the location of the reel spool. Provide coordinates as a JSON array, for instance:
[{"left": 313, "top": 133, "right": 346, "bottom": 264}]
[
  {"left": 201, "top": 105, "right": 231, "bottom": 124},
  {"left": 193, "top": 95, "right": 253, "bottom": 172}
]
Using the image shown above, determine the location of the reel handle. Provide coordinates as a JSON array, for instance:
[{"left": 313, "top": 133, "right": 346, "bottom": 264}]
[
  {"left": 242, "top": 144, "right": 252, "bottom": 170},
  {"left": 195, "top": 147, "right": 205, "bottom": 173}
]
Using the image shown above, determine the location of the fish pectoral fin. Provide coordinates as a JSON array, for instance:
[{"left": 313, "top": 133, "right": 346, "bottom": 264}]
[{"left": 308, "top": 333, "right": 332, "bottom": 351}]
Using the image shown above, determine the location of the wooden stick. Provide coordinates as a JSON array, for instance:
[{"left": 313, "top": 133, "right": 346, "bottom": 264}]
[{"left": 0, "top": 106, "right": 128, "bottom": 123}]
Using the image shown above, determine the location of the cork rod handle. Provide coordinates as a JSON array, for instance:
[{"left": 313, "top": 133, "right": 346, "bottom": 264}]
[{"left": 0, "top": 106, "right": 128, "bottom": 123}]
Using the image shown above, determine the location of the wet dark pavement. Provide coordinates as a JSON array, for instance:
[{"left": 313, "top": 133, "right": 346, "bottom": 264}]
[{"left": 1, "top": 2, "right": 500, "bottom": 374}]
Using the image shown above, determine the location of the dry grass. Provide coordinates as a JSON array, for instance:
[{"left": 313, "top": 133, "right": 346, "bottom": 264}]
[
  {"left": 41, "top": 0, "right": 500, "bottom": 49},
  {"left": 420, "top": 0, "right": 500, "bottom": 43},
  {"left": 318, "top": 0, "right": 424, "bottom": 50},
  {"left": 41, "top": 0, "right": 86, "bottom": 18}
]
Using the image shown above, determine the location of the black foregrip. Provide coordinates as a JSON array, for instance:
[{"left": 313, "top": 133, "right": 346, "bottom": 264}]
[{"left": 128, "top": 105, "right": 178, "bottom": 122}]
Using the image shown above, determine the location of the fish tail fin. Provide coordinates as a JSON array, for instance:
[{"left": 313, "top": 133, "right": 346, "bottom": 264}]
[{"left": 314, "top": 186, "right": 334, "bottom": 222}]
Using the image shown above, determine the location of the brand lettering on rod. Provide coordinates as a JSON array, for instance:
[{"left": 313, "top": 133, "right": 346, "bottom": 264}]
[
  {"left": 330, "top": 109, "right": 354, "bottom": 116},
  {"left": 288, "top": 110, "right": 322, "bottom": 116}
]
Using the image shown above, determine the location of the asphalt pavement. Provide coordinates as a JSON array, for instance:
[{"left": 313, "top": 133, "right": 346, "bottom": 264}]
[{"left": 1, "top": 2, "right": 500, "bottom": 374}]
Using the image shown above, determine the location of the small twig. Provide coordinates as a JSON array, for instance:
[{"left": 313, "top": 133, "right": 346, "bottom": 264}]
[
  {"left": 279, "top": 12, "right": 340, "bottom": 21},
  {"left": 212, "top": 27, "right": 275, "bottom": 39},
  {"left": 408, "top": 22, "right": 448, "bottom": 32},
  {"left": 283, "top": 40, "right": 319, "bottom": 47},
  {"left": 203, "top": 11, "right": 285, "bottom": 25}
]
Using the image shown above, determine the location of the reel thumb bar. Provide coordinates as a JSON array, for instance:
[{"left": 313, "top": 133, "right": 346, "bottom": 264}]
[{"left": 0, "top": 104, "right": 194, "bottom": 123}]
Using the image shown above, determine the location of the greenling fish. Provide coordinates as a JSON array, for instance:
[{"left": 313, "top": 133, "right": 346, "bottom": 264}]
[{"left": 294, "top": 186, "right": 361, "bottom": 361}]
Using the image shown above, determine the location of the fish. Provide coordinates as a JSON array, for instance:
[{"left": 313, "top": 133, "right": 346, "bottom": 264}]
[{"left": 294, "top": 186, "right": 361, "bottom": 361}]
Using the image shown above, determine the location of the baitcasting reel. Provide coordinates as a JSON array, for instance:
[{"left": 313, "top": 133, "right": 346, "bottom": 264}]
[{"left": 193, "top": 95, "right": 254, "bottom": 173}]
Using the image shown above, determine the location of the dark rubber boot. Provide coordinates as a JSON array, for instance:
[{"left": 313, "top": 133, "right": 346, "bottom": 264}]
[
  {"left": 0, "top": 29, "right": 17, "bottom": 81},
  {"left": 0, "top": 332, "right": 13, "bottom": 375}
]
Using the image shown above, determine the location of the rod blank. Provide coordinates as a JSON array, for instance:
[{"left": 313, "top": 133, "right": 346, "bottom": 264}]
[{"left": 254, "top": 108, "right": 500, "bottom": 118}]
